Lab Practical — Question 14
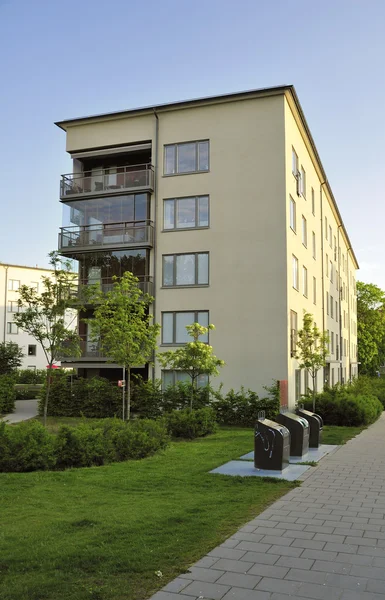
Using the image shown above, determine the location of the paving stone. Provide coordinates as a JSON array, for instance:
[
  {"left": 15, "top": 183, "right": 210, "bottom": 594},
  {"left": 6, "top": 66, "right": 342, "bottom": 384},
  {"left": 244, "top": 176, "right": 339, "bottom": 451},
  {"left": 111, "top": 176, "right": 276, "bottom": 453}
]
[
  {"left": 282, "top": 529, "right": 315, "bottom": 540},
  {"left": 180, "top": 567, "right": 225, "bottom": 583},
  {"left": 215, "top": 572, "right": 262, "bottom": 589},
  {"left": 234, "top": 541, "right": 272, "bottom": 553},
  {"left": 208, "top": 547, "right": 247, "bottom": 560},
  {"left": 304, "top": 524, "right": 335, "bottom": 534},
  {"left": 296, "top": 581, "right": 351, "bottom": 599},
  {"left": 312, "top": 559, "right": 351, "bottom": 574},
  {"left": 285, "top": 567, "right": 327, "bottom": 584},
  {"left": 345, "top": 536, "right": 378, "bottom": 547},
  {"left": 351, "top": 565, "right": 385, "bottom": 581},
  {"left": 181, "top": 579, "right": 231, "bottom": 599},
  {"left": 275, "top": 556, "right": 315, "bottom": 570},
  {"left": 193, "top": 556, "right": 220, "bottom": 568},
  {"left": 162, "top": 578, "right": 191, "bottom": 593},
  {"left": 221, "top": 588, "right": 271, "bottom": 600},
  {"left": 232, "top": 532, "right": 266, "bottom": 543},
  {"left": 291, "top": 538, "right": 326, "bottom": 550},
  {"left": 301, "top": 549, "right": 338, "bottom": 561},
  {"left": 247, "top": 564, "right": 289, "bottom": 579},
  {"left": 258, "top": 535, "right": 292, "bottom": 546},
  {"left": 366, "top": 579, "right": 385, "bottom": 594},
  {"left": 211, "top": 559, "right": 254, "bottom": 574},
  {"left": 326, "top": 572, "right": 369, "bottom": 590},
  {"left": 324, "top": 542, "right": 358, "bottom": 554},
  {"left": 150, "top": 593, "right": 194, "bottom": 600},
  {"left": 255, "top": 577, "right": 301, "bottom": 595},
  {"left": 267, "top": 544, "right": 303, "bottom": 558}
]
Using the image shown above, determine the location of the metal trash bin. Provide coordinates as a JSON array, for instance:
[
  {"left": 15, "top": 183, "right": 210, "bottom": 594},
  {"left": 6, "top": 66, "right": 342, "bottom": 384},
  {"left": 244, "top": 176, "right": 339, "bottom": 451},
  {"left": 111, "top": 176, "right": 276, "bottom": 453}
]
[
  {"left": 297, "top": 408, "right": 323, "bottom": 448},
  {"left": 254, "top": 412, "right": 290, "bottom": 471},
  {"left": 276, "top": 412, "right": 309, "bottom": 457}
]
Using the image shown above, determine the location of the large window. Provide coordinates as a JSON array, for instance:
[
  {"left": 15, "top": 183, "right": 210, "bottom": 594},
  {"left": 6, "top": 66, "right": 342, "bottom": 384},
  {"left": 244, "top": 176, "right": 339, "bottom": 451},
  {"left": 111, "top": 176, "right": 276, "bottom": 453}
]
[
  {"left": 77, "top": 249, "right": 148, "bottom": 286},
  {"left": 7, "top": 322, "right": 18, "bottom": 334},
  {"left": 162, "top": 370, "right": 209, "bottom": 389},
  {"left": 7, "top": 301, "right": 19, "bottom": 313},
  {"left": 292, "top": 255, "right": 299, "bottom": 290},
  {"left": 162, "top": 311, "right": 209, "bottom": 344},
  {"left": 62, "top": 193, "right": 149, "bottom": 228},
  {"left": 164, "top": 141, "right": 209, "bottom": 175},
  {"left": 290, "top": 196, "right": 296, "bottom": 232},
  {"left": 163, "top": 253, "right": 209, "bottom": 287},
  {"left": 164, "top": 196, "right": 209, "bottom": 230},
  {"left": 8, "top": 280, "right": 20, "bottom": 291}
]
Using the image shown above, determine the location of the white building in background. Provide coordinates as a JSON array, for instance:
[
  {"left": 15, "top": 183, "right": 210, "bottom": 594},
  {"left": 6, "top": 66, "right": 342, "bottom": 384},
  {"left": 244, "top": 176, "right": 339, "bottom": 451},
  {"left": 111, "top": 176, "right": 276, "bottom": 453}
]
[{"left": 0, "top": 263, "right": 54, "bottom": 370}]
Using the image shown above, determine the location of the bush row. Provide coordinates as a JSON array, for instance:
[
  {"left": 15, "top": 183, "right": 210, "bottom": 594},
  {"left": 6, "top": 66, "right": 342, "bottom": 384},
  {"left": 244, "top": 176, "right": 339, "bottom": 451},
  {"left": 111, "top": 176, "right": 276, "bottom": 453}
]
[
  {"left": 14, "top": 369, "right": 47, "bottom": 384},
  {"left": 0, "top": 375, "right": 16, "bottom": 415}
]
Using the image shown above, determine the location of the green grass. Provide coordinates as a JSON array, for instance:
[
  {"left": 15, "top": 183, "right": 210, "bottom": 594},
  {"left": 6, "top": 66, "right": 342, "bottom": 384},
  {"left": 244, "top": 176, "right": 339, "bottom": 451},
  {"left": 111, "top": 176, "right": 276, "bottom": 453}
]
[
  {"left": 0, "top": 427, "right": 295, "bottom": 600},
  {"left": 322, "top": 425, "right": 366, "bottom": 445}
]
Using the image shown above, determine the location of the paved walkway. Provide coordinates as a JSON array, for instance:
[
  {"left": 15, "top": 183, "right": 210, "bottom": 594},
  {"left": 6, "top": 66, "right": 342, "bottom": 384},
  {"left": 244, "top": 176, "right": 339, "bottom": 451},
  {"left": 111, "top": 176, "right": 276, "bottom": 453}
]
[
  {"left": 151, "top": 414, "right": 385, "bottom": 600},
  {"left": 1, "top": 399, "right": 38, "bottom": 423}
]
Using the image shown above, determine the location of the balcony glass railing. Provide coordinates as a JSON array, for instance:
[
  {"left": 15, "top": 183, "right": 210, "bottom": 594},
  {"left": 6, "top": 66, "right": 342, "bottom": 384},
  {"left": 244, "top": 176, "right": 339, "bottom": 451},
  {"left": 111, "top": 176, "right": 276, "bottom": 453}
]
[
  {"left": 70, "top": 276, "right": 154, "bottom": 302},
  {"left": 59, "top": 220, "right": 153, "bottom": 252},
  {"left": 60, "top": 164, "right": 154, "bottom": 198}
]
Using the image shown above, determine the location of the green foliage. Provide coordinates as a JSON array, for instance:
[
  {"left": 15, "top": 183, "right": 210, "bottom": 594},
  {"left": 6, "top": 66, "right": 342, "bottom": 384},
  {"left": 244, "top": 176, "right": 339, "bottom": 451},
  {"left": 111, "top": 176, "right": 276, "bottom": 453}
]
[
  {"left": 0, "top": 418, "right": 170, "bottom": 472},
  {"left": 0, "top": 421, "right": 55, "bottom": 472},
  {"left": 39, "top": 371, "right": 122, "bottom": 418},
  {"left": 158, "top": 323, "right": 224, "bottom": 410},
  {"left": 164, "top": 407, "right": 217, "bottom": 439},
  {"left": 14, "top": 384, "right": 42, "bottom": 400},
  {"left": 302, "top": 383, "right": 383, "bottom": 426},
  {"left": 211, "top": 385, "right": 280, "bottom": 426},
  {"left": 87, "top": 272, "right": 160, "bottom": 420},
  {"left": 0, "top": 374, "right": 16, "bottom": 414},
  {"left": 0, "top": 342, "right": 23, "bottom": 375},
  {"left": 14, "top": 369, "right": 47, "bottom": 384},
  {"left": 131, "top": 378, "right": 212, "bottom": 418},
  {"left": 357, "top": 281, "right": 385, "bottom": 375}
]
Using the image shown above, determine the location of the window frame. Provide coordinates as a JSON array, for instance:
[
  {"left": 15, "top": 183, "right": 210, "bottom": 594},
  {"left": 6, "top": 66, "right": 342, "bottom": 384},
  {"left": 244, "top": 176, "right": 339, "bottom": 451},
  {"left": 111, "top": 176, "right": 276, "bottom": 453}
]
[
  {"left": 292, "top": 148, "right": 298, "bottom": 175},
  {"left": 313, "top": 276, "right": 316, "bottom": 305},
  {"left": 302, "top": 215, "right": 307, "bottom": 247},
  {"left": 6, "top": 322, "right": 18, "bottom": 334},
  {"left": 290, "top": 196, "right": 296, "bottom": 232},
  {"left": 7, "top": 300, "right": 19, "bottom": 313},
  {"left": 302, "top": 266, "right": 308, "bottom": 297},
  {"left": 8, "top": 279, "right": 20, "bottom": 291},
  {"left": 312, "top": 231, "right": 316, "bottom": 259},
  {"left": 163, "top": 195, "right": 210, "bottom": 231},
  {"left": 28, "top": 344, "right": 37, "bottom": 356},
  {"left": 311, "top": 187, "right": 315, "bottom": 215},
  {"left": 292, "top": 255, "right": 299, "bottom": 290},
  {"left": 161, "top": 370, "right": 209, "bottom": 389},
  {"left": 163, "top": 140, "right": 210, "bottom": 176},
  {"left": 161, "top": 310, "right": 209, "bottom": 345},
  {"left": 162, "top": 252, "right": 209, "bottom": 287},
  {"left": 300, "top": 166, "right": 306, "bottom": 198}
]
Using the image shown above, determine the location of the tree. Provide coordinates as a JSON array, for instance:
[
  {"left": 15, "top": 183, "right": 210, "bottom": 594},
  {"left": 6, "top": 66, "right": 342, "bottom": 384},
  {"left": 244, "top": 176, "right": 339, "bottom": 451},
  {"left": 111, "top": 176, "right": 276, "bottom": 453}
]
[
  {"left": 86, "top": 271, "right": 160, "bottom": 421},
  {"left": 13, "top": 252, "right": 81, "bottom": 425},
  {"left": 158, "top": 323, "right": 225, "bottom": 410},
  {"left": 294, "top": 312, "right": 329, "bottom": 412},
  {"left": 0, "top": 342, "right": 23, "bottom": 375},
  {"left": 357, "top": 281, "right": 385, "bottom": 375}
]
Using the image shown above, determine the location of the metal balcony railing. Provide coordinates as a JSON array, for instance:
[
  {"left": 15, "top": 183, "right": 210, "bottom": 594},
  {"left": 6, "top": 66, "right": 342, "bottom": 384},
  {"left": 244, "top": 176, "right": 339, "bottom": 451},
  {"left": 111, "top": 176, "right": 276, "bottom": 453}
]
[
  {"left": 60, "top": 164, "right": 154, "bottom": 198},
  {"left": 69, "top": 276, "right": 154, "bottom": 303},
  {"left": 58, "top": 220, "right": 154, "bottom": 253}
]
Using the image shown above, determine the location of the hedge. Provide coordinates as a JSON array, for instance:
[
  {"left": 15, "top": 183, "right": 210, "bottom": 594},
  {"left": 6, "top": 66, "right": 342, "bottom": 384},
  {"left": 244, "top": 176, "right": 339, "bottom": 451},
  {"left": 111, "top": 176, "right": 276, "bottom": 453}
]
[
  {"left": 164, "top": 407, "right": 217, "bottom": 439},
  {"left": 303, "top": 386, "right": 383, "bottom": 426},
  {"left": 211, "top": 384, "right": 280, "bottom": 426},
  {"left": 0, "top": 375, "right": 16, "bottom": 415}
]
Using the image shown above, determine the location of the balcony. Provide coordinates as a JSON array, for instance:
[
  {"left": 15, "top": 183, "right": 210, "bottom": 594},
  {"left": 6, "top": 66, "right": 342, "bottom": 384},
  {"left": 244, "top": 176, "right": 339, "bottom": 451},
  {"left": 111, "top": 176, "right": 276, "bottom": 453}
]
[
  {"left": 60, "top": 164, "right": 154, "bottom": 199},
  {"left": 59, "top": 220, "right": 154, "bottom": 255},
  {"left": 69, "top": 276, "right": 154, "bottom": 304}
]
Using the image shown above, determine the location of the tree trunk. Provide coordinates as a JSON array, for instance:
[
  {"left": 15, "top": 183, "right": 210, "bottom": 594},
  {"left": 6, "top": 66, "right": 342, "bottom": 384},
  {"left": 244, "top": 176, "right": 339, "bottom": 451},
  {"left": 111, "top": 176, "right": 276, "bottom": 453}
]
[
  {"left": 126, "top": 367, "right": 131, "bottom": 421},
  {"left": 190, "top": 375, "right": 197, "bottom": 411},
  {"left": 44, "top": 369, "right": 52, "bottom": 427},
  {"left": 312, "top": 373, "right": 316, "bottom": 413}
]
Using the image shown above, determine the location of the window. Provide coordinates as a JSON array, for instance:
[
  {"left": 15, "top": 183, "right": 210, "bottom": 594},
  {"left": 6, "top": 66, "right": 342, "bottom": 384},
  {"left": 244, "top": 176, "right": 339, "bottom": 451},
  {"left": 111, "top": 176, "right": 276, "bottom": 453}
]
[
  {"left": 330, "top": 261, "right": 333, "bottom": 283},
  {"left": 162, "top": 370, "right": 209, "bottom": 389},
  {"left": 28, "top": 345, "right": 37, "bottom": 356},
  {"left": 162, "top": 311, "right": 209, "bottom": 344},
  {"left": 164, "top": 196, "right": 209, "bottom": 230},
  {"left": 290, "top": 196, "right": 296, "bottom": 232},
  {"left": 162, "top": 252, "right": 209, "bottom": 286},
  {"left": 326, "top": 254, "right": 329, "bottom": 277},
  {"left": 164, "top": 141, "right": 209, "bottom": 175},
  {"left": 8, "top": 279, "right": 20, "bottom": 291},
  {"left": 6, "top": 322, "right": 18, "bottom": 334},
  {"left": 325, "top": 217, "right": 328, "bottom": 239},
  {"left": 312, "top": 232, "right": 316, "bottom": 259},
  {"left": 326, "top": 292, "right": 329, "bottom": 315},
  {"left": 300, "top": 166, "right": 306, "bottom": 198},
  {"left": 311, "top": 188, "right": 315, "bottom": 215},
  {"left": 292, "top": 255, "right": 299, "bottom": 290},
  {"left": 292, "top": 148, "right": 298, "bottom": 175},
  {"left": 331, "top": 332, "right": 334, "bottom": 355},
  {"left": 336, "top": 301, "right": 338, "bottom": 322},
  {"left": 295, "top": 369, "right": 301, "bottom": 402},
  {"left": 302, "top": 216, "right": 307, "bottom": 247},
  {"left": 290, "top": 310, "right": 298, "bottom": 356},
  {"left": 313, "top": 276, "right": 316, "bottom": 305},
  {"left": 327, "top": 330, "right": 330, "bottom": 352},
  {"left": 302, "top": 266, "right": 308, "bottom": 297},
  {"left": 31, "top": 282, "right": 39, "bottom": 292},
  {"left": 7, "top": 301, "right": 19, "bottom": 313},
  {"left": 304, "top": 370, "right": 309, "bottom": 393},
  {"left": 334, "top": 237, "right": 337, "bottom": 261},
  {"left": 330, "top": 295, "right": 334, "bottom": 318},
  {"left": 329, "top": 225, "right": 332, "bottom": 248}
]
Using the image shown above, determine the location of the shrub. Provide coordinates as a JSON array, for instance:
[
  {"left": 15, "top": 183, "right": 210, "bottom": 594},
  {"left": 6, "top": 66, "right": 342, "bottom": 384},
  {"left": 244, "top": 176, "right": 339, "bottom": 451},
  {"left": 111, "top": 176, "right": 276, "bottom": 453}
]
[
  {"left": 15, "top": 384, "right": 43, "bottom": 400},
  {"left": 14, "top": 369, "right": 47, "bottom": 384},
  {"left": 303, "top": 388, "right": 382, "bottom": 426},
  {"left": 165, "top": 407, "right": 217, "bottom": 439},
  {"left": 163, "top": 382, "right": 211, "bottom": 411},
  {"left": 55, "top": 424, "right": 115, "bottom": 469},
  {"left": 211, "top": 385, "right": 280, "bottom": 426},
  {"left": 0, "top": 375, "right": 16, "bottom": 415},
  {"left": 130, "top": 378, "right": 212, "bottom": 418},
  {"left": 0, "top": 420, "right": 55, "bottom": 472}
]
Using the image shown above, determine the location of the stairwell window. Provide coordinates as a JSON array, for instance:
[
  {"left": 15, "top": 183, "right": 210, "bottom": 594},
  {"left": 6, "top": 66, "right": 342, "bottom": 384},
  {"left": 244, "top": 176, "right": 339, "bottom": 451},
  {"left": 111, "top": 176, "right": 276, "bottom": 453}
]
[
  {"left": 164, "top": 141, "right": 209, "bottom": 175},
  {"left": 162, "top": 252, "right": 209, "bottom": 287},
  {"left": 290, "top": 310, "right": 298, "bottom": 356}
]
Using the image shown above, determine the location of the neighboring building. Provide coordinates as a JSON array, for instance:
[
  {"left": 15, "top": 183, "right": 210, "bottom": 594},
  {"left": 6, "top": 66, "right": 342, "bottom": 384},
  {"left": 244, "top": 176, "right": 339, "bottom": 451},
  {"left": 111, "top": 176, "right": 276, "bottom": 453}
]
[
  {"left": 0, "top": 263, "right": 53, "bottom": 369},
  {"left": 55, "top": 85, "right": 359, "bottom": 406}
]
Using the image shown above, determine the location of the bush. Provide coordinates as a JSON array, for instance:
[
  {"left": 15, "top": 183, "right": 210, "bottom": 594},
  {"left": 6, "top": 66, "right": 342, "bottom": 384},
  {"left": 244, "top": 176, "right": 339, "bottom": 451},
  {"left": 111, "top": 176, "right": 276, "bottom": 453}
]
[
  {"left": 211, "top": 385, "right": 280, "bottom": 427},
  {"left": 14, "top": 369, "right": 47, "bottom": 384},
  {"left": 0, "top": 418, "right": 170, "bottom": 472},
  {"left": 0, "top": 420, "right": 55, "bottom": 472},
  {"left": 0, "top": 375, "right": 16, "bottom": 415},
  {"left": 39, "top": 372, "right": 122, "bottom": 418},
  {"left": 303, "top": 387, "right": 383, "bottom": 426},
  {"left": 15, "top": 384, "right": 43, "bottom": 400},
  {"left": 131, "top": 378, "right": 212, "bottom": 418},
  {"left": 165, "top": 407, "right": 217, "bottom": 439}
]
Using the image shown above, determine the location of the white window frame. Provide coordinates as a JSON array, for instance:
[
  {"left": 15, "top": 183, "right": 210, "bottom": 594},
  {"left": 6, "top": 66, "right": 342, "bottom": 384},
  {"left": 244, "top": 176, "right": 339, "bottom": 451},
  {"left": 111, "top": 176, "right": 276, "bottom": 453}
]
[
  {"left": 292, "top": 255, "right": 299, "bottom": 290},
  {"left": 290, "top": 196, "right": 296, "bottom": 232},
  {"left": 302, "top": 266, "right": 308, "bottom": 297},
  {"left": 302, "top": 216, "right": 307, "bottom": 247},
  {"left": 292, "top": 148, "right": 298, "bottom": 175},
  {"left": 300, "top": 166, "right": 306, "bottom": 198},
  {"left": 8, "top": 279, "right": 20, "bottom": 291},
  {"left": 311, "top": 187, "right": 315, "bottom": 215},
  {"left": 312, "top": 232, "right": 316, "bottom": 259}
]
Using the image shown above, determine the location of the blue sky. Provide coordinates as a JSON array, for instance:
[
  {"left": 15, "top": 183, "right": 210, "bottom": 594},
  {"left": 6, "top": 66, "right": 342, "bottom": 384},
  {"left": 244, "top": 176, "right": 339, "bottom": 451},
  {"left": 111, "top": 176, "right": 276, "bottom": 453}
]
[{"left": 0, "top": 0, "right": 384, "bottom": 286}]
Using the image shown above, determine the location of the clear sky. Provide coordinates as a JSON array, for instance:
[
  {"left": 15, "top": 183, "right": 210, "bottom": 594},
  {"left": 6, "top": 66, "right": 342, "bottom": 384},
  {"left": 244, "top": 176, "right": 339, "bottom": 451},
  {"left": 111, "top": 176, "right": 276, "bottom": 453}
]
[{"left": 0, "top": 0, "right": 384, "bottom": 286}]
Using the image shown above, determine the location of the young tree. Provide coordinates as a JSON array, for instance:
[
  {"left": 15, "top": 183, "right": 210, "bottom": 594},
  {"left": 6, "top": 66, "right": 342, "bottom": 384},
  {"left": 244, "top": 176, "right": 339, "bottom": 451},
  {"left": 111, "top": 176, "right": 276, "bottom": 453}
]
[
  {"left": 0, "top": 342, "right": 24, "bottom": 375},
  {"left": 86, "top": 271, "right": 160, "bottom": 421},
  {"left": 158, "top": 323, "right": 224, "bottom": 410},
  {"left": 13, "top": 252, "right": 81, "bottom": 425},
  {"left": 294, "top": 312, "right": 329, "bottom": 412},
  {"left": 357, "top": 281, "right": 385, "bottom": 375}
]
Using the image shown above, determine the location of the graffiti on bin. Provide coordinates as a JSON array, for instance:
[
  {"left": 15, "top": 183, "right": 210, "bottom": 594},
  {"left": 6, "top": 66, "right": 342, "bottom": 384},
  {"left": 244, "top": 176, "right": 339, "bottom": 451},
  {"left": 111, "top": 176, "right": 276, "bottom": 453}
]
[{"left": 255, "top": 425, "right": 276, "bottom": 459}]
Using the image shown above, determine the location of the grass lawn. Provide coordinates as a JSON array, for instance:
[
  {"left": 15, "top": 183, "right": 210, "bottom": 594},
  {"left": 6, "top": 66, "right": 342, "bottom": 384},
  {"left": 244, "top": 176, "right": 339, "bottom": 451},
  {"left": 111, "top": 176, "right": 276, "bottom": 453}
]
[
  {"left": 0, "top": 427, "right": 295, "bottom": 600},
  {"left": 322, "top": 425, "right": 366, "bottom": 445}
]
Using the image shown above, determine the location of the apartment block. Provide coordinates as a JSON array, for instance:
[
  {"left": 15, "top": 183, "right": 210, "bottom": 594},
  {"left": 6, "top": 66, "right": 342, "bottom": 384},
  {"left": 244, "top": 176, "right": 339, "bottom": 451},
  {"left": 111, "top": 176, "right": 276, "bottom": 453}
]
[
  {"left": 55, "top": 85, "right": 358, "bottom": 406},
  {"left": 0, "top": 263, "right": 54, "bottom": 369}
]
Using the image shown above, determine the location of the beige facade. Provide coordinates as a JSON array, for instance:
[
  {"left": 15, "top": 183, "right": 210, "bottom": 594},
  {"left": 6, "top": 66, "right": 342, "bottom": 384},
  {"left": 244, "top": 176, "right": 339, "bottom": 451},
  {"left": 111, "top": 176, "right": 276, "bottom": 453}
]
[
  {"left": 0, "top": 264, "right": 53, "bottom": 369},
  {"left": 56, "top": 85, "right": 358, "bottom": 407}
]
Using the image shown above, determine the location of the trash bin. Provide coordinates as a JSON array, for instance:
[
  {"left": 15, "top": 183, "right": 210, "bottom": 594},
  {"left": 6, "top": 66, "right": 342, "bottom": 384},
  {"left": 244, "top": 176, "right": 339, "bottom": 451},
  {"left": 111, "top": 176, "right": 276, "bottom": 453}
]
[
  {"left": 297, "top": 408, "right": 323, "bottom": 448},
  {"left": 276, "top": 412, "right": 309, "bottom": 457},
  {"left": 254, "top": 416, "right": 290, "bottom": 471}
]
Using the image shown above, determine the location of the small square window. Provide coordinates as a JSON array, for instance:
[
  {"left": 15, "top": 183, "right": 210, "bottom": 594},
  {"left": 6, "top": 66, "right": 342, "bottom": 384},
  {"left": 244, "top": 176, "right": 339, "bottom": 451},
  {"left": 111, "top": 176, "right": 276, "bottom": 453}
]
[
  {"left": 28, "top": 345, "right": 37, "bottom": 356},
  {"left": 8, "top": 279, "right": 20, "bottom": 291}
]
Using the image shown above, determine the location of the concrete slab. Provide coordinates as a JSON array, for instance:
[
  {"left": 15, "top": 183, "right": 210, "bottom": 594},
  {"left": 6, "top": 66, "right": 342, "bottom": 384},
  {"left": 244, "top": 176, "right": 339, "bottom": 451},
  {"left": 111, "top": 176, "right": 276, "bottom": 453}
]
[
  {"left": 209, "top": 460, "right": 311, "bottom": 481},
  {"left": 239, "top": 444, "right": 338, "bottom": 464}
]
